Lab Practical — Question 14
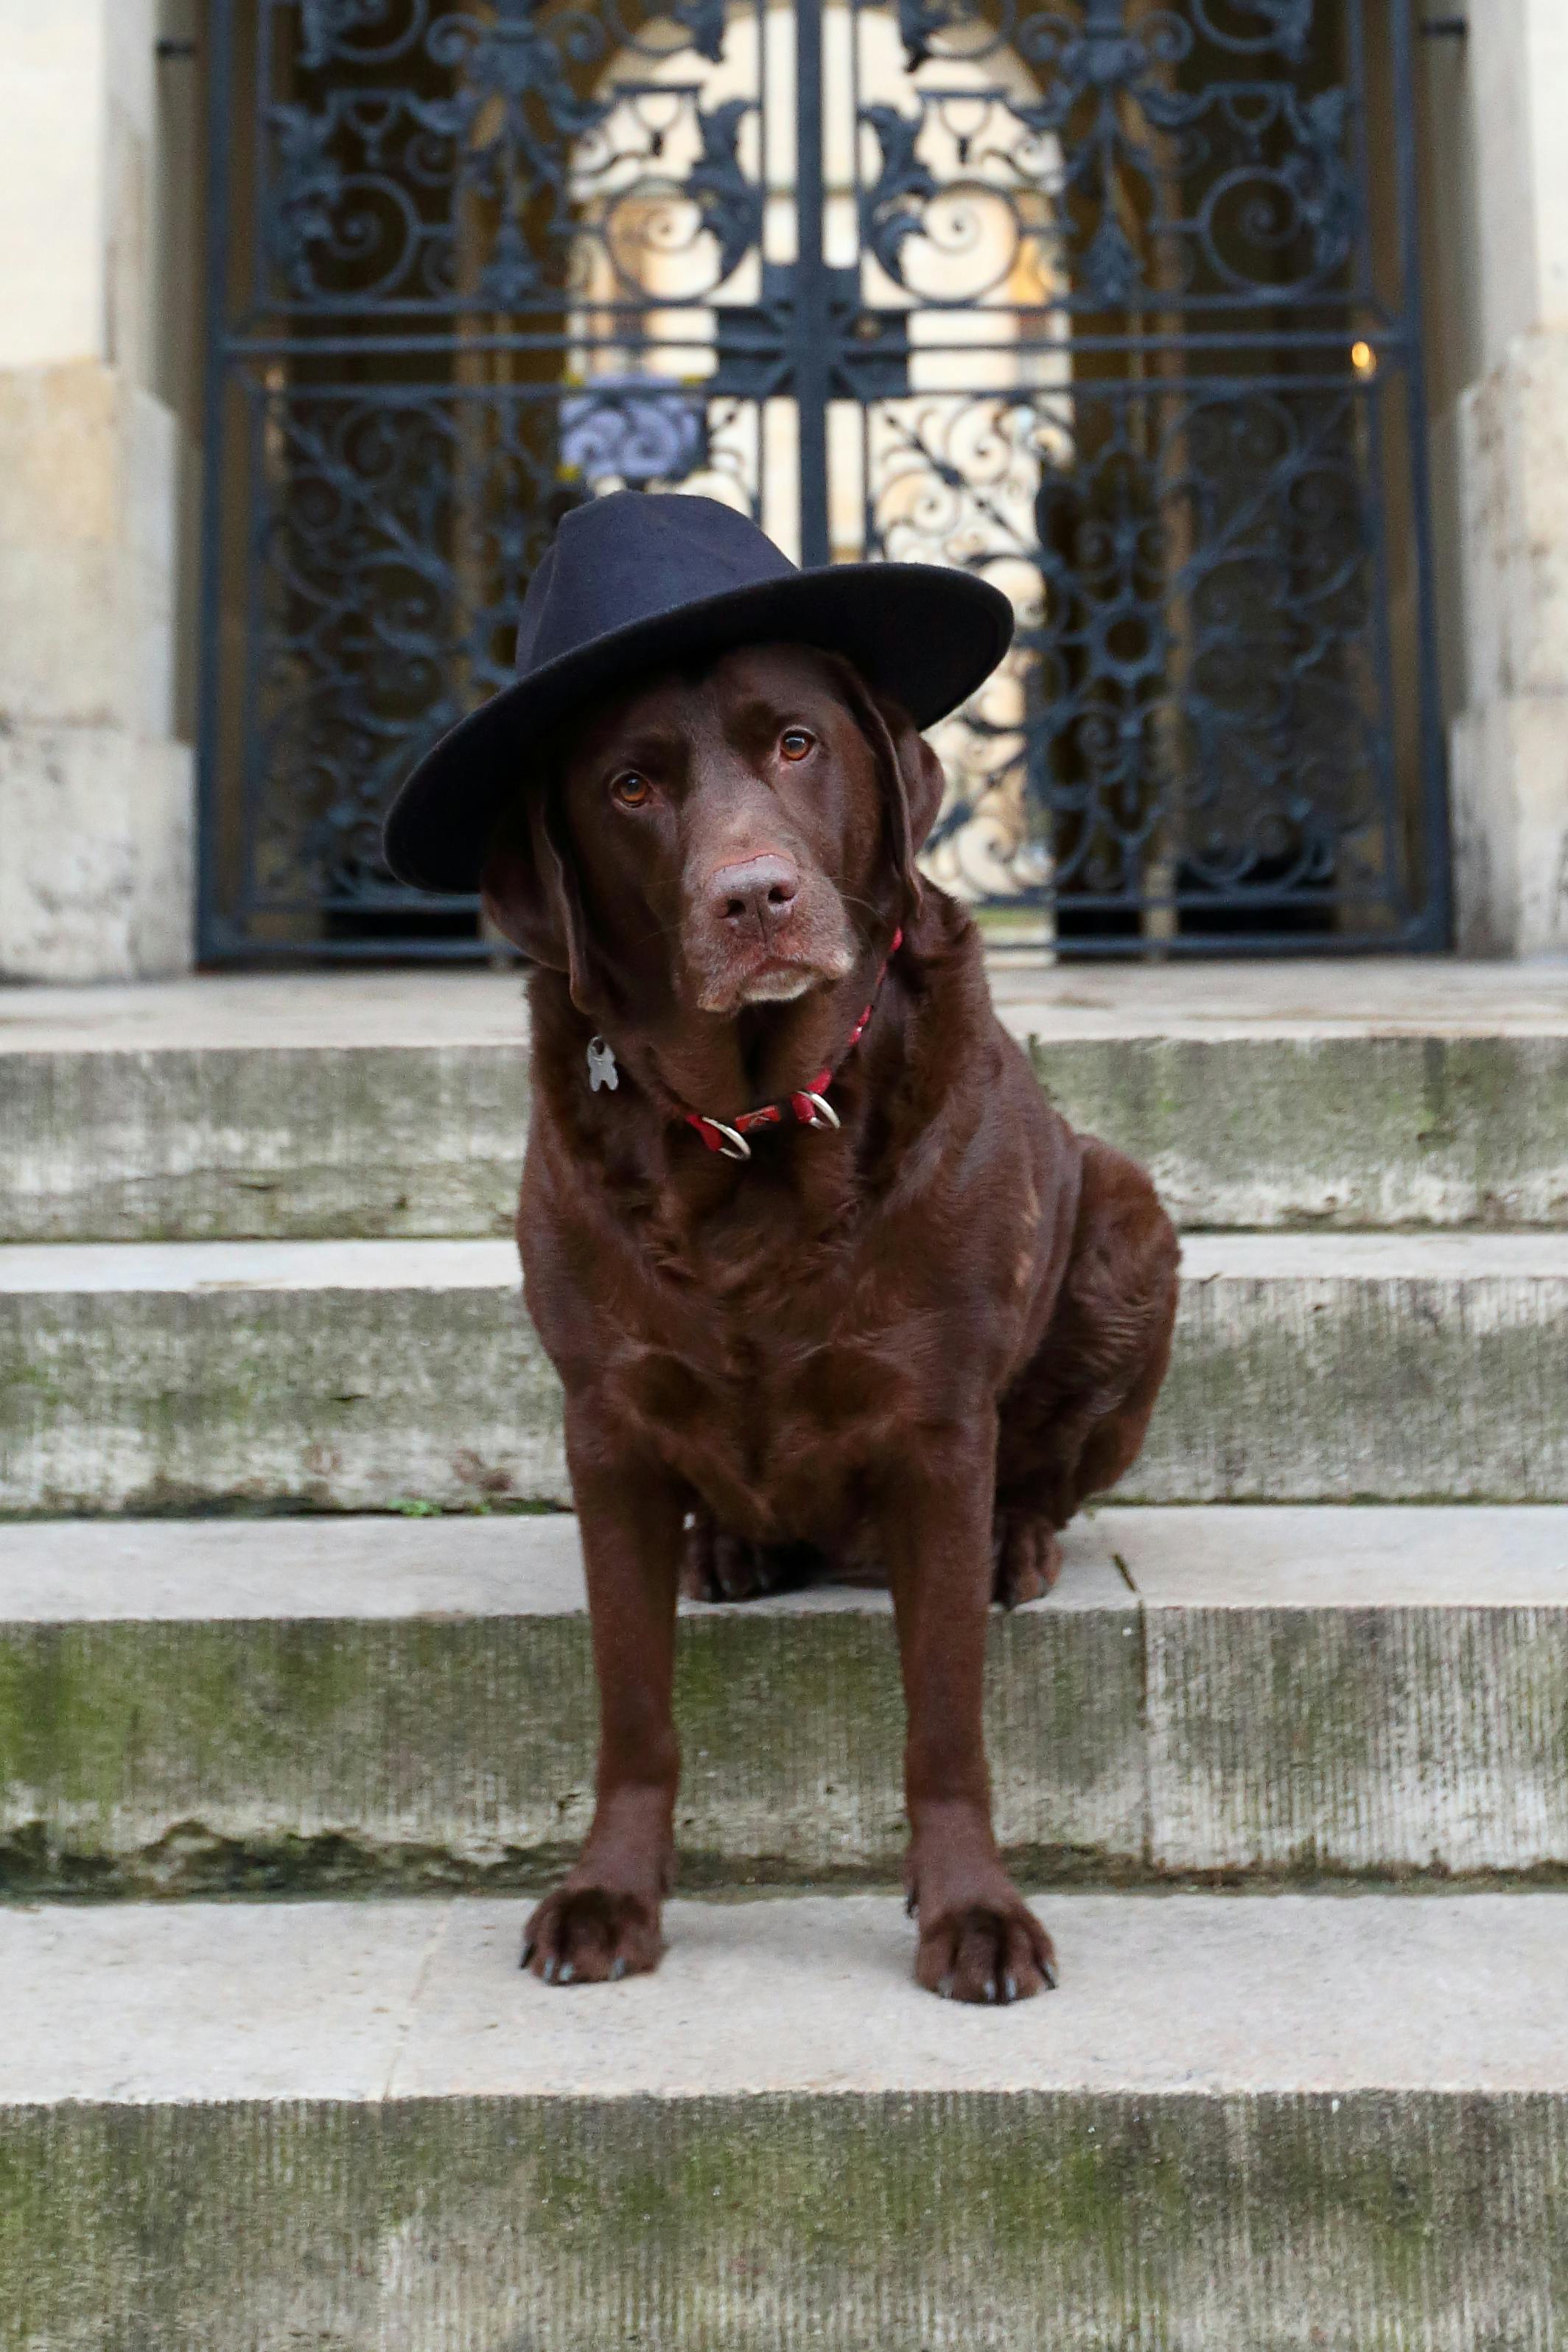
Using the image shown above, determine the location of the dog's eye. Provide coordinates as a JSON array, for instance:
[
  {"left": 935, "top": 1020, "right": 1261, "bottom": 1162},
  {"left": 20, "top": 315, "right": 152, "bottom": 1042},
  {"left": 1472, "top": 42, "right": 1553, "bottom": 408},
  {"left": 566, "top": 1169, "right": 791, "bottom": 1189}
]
[
  {"left": 611, "top": 773, "right": 653, "bottom": 809},
  {"left": 780, "top": 729, "right": 813, "bottom": 761}
]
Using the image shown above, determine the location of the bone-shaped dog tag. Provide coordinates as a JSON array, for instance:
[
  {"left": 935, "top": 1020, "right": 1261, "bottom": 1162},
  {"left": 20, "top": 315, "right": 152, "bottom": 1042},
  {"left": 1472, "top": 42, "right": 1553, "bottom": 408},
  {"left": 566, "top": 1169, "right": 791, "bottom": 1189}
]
[{"left": 587, "top": 1036, "right": 620, "bottom": 1093}]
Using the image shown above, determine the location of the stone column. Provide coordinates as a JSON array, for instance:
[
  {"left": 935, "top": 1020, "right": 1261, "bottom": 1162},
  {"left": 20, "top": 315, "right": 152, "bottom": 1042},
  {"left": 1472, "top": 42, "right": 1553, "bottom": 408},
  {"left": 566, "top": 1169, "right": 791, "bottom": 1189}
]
[
  {"left": 0, "top": 1, "right": 193, "bottom": 981},
  {"left": 1449, "top": 1, "right": 1568, "bottom": 956}
]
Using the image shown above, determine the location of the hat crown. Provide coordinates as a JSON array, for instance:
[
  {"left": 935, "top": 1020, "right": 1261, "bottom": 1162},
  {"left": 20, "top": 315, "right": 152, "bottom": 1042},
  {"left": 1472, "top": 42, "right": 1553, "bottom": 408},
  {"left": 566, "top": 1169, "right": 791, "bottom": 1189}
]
[
  {"left": 517, "top": 492, "right": 799, "bottom": 677},
  {"left": 383, "top": 483, "right": 1012, "bottom": 894}
]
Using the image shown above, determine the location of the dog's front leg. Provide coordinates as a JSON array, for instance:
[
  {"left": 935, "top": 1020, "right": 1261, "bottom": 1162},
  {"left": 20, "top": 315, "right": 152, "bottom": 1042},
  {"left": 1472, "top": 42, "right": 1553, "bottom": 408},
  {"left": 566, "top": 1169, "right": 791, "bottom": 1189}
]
[
  {"left": 881, "top": 1430, "right": 1059, "bottom": 2006},
  {"left": 522, "top": 1418, "right": 683, "bottom": 1986}
]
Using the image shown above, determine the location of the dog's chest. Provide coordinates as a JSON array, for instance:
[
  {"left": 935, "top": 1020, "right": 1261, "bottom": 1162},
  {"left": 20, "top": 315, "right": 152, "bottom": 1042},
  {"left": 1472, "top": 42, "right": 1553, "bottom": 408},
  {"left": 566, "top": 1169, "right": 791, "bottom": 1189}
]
[{"left": 601, "top": 1264, "right": 928, "bottom": 1541}]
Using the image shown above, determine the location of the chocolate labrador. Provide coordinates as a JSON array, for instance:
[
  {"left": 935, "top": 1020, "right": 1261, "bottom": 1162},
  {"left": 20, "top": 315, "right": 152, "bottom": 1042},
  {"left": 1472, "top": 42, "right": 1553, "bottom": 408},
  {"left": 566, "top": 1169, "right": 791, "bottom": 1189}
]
[{"left": 481, "top": 641, "right": 1179, "bottom": 2004}]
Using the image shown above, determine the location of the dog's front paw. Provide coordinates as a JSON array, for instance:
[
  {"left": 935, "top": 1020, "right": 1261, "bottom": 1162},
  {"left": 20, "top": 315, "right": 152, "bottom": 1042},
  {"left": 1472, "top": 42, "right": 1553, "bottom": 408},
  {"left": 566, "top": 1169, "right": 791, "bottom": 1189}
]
[
  {"left": 906, "top": 1849, "right": 1058, "bottom": 2005},
  {"left": 522, "top": 1883, "right": 664, "bottom": 1986}
]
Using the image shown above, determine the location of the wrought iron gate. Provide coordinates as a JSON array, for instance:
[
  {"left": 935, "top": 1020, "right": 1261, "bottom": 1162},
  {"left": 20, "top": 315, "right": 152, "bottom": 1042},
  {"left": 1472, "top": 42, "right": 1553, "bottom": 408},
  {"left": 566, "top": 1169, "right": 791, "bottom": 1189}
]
[{"left": 198, "top": 0, "right": 1449, "bottom": 956}]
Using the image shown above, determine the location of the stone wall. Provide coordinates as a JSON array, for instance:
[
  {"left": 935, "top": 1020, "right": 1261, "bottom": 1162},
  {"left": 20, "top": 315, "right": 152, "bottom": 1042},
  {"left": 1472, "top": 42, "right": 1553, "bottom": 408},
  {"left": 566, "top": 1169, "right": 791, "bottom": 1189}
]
[
  {"left": 0, "top": 1, "right": 194, "bottom": 982},
  {"left": 1445, "top": 1, "right": 1568, "bottom": 956}
]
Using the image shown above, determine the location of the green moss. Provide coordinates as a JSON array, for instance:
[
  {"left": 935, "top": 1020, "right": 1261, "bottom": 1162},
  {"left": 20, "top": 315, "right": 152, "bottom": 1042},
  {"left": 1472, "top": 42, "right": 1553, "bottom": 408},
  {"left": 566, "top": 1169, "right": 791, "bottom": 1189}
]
[
  {"left": 1147, "top": 1603, "right": 1568, "bottom": 1874},
  {"left": 4, "top": 1595, "right": 1564, "bottom": 1895},
  {"left": 0, "top": 1601, "right": 1152, "bottom": 1895},
  {"left": 1, "top": 2092, "right": 1564, "bottom": 2347}
]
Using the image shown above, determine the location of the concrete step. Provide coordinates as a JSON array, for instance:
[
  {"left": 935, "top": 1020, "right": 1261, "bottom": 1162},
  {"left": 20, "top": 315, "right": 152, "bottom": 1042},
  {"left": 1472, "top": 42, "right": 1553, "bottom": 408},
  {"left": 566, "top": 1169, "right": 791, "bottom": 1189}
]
[
  {"left": 3, "top": 1508, "right": 1564, "bottom": 1894},
  {"left": 3, "top": 1234, "right": 1567, "bottom": 1513},
  {"left": 5, "top": 962, "right": 1568, "bottom": 1240},
  {"left": 2, "top": 1889, "right": 1564, "bottom": 2348}
]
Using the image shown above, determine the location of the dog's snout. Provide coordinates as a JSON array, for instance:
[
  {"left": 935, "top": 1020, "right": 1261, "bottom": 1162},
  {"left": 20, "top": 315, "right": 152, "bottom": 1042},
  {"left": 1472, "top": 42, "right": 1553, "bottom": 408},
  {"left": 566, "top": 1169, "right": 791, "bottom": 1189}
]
[{"left": 707, "top": 854, "right": 799, "bottom": 934}]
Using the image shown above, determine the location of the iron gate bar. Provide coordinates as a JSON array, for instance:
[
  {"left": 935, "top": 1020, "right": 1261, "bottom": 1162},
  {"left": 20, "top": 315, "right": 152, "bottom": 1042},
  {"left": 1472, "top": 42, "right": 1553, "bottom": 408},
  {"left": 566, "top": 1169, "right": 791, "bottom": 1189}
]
[
  {"left": 224, "top": 328, "right": 1418, "bottom": 357},
  {"left": 194, "top": 0, "right": 237, "bottom": 970},
  {"left": 196, "top": 0, "right": 1452, "bottom": 962},
  {"left": 1395, "top": 0, "right": 1453, "bottom": 950},
  {"left": 794, "top": 0, "right": 831, "bottom": 567}
]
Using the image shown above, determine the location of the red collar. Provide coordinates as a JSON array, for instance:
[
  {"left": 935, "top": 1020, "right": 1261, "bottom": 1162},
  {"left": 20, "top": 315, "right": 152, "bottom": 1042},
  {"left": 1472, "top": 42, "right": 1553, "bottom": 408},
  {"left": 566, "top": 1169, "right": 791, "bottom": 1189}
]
[
  {"left": 586, "top": 928, "right": 903, "bottom": 1165},
  {"left": 685, "top": 928, "right": 903, "bottom": 1162}
]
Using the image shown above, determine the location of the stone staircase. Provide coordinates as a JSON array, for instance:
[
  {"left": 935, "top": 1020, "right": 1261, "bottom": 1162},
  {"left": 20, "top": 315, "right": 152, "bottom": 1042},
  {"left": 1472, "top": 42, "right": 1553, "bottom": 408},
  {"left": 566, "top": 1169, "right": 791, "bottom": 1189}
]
[{"left": 2, "top": 961, "right": 1567, "bottom": 2348}]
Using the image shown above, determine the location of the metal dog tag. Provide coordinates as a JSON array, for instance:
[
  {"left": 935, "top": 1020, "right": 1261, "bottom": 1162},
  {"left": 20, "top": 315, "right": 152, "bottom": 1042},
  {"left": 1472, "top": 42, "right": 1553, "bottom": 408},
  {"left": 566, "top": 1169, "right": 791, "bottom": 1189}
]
[{"left": 587, "top": 1035, "right": 619, "bottom": 1093}]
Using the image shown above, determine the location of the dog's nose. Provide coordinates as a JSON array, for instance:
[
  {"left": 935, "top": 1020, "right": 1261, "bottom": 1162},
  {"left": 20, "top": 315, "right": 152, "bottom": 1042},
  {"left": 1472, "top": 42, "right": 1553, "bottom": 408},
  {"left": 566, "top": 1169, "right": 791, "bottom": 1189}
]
[{"left": 707, "top": 854, "right": 799, "bottom": 935}]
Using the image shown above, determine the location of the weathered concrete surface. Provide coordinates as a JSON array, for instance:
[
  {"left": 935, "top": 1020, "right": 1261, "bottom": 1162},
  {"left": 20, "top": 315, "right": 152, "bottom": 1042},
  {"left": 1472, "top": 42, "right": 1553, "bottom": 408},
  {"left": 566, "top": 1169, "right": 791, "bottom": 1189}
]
[
  {"left": 7, "top": 963, "right": 1568, "bottom": 1237},
  {"left": 0, "top": 1239, "right": 566, "bottom": 1513},
  {"left": 1, "top": 1893, "right": 1564, "bottom": 2349},
  {"left": 1024, "top": 1030, "right": 1568, "bottom": 1231},
  {"left": 7, "top": 1891, "right": 1566, "bottom": 2101},
  {"left": 1107, "top": 1499, "right": 1568, "bottom": 1608},
  {"left": 0, "top": 1037, "right": 530, "bottom": 1242},
  {"left": 1105, "top": 1506, "right": 1568, "bottom": 1877},
  {"left": 1, "top": 1508, "right": 1564, "bottom": 1892},
  {"left": 6, "top": 1234, "right": 1568, "bottom": 1513},
  {"left": 1133, "top": 1233, "right": 1568, "bottom": 1502},
  {"left": 8, "top": 1030, "right": 1568, "bottom": 1240},
  {"left": 0, "top": 1517, "right": 1142, "bottom": 1892}
]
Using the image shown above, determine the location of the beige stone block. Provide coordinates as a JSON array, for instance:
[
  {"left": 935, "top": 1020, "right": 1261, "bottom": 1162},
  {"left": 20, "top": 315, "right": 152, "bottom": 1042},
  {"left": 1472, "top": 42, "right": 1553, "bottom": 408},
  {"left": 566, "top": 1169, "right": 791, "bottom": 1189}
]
[
  {"left": 0, "top": 361, "right": 180, "bottom": 735},
  {"left": 1450, "top": 701, "right": 1513, "bottom": 955},
  {"left": 1455, "top": 362, "right": 1508, "bottom": 707},
  {"left": 1467, "top": 1, "right": 1537, "bottom": 364},
  {"left": 0, "top": 363, "right": 119, "bottom": 726},
  {"left": 122, "top": 382, "right": 180, "bottom": 738},
  {"left": 1452, "top": 693, "right": 1568, "bottom": 957},
  {"left": 1527, "top": 1, "right": 1568, "bottom": 327},
  {"left": 1131, "top": 1233, "right": 1568, "bottom": 1505},
  {"left": 0, "top": 351, "right": 188, "bottom": 978},
  {"left": 0, "top": 3, "right": 108, "bottom": 369},
  {"left": 1497, "top": 334, "right": 1568, "bottom": 694},
  {"left": 0, "top": 724, "right": 192, "bottom": 981},
  {"left": 1502, "top": 696, "right": 1568, "bottom": 953},
  {"left": 1457, "top": 329, "right": 1568, "bottom": 702},
  {"left": 1469, "top": 0, "right": 1568, "bottom": 356},
  {"left": 1452, "top": 326, "right": 1568, "bottom": 953},
  {"left": 102, "top": 1, "right": 157, "bottom": 394}
]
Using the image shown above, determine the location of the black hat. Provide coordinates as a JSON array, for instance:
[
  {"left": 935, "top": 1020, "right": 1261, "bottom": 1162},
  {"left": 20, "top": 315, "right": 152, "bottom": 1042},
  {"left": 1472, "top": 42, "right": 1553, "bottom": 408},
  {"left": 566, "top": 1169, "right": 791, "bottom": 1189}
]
[{"left": 382, "top": 490, "right": 1013, "bottom": 893}]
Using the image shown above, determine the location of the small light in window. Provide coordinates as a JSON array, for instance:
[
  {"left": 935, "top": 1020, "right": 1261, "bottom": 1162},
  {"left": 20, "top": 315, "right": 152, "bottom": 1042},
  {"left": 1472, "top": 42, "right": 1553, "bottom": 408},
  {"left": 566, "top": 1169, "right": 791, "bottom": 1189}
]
[{"left": 1351, "top": 340, "right": 1378, "bottom": 377}]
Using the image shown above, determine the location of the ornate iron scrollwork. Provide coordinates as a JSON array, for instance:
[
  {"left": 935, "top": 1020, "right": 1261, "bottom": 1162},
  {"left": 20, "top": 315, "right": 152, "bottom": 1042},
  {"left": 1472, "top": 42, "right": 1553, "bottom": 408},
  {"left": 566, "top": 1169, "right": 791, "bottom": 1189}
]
[
  {"left": 686, "top": 98, "right": 765, "bottom": 284},
  {"left": 846, "top": 0, "right": 1429, "bottom": 933},
  {"left": 864, "top": 0, "right": 1359, "bottom": 313}
]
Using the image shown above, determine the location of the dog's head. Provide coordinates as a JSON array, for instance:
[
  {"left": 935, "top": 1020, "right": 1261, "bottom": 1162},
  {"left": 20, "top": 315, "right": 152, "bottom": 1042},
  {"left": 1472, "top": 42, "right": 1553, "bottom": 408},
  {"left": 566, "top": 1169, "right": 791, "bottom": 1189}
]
[{"left": 480, "top": 644, "right": 945, "bottom": 1018}]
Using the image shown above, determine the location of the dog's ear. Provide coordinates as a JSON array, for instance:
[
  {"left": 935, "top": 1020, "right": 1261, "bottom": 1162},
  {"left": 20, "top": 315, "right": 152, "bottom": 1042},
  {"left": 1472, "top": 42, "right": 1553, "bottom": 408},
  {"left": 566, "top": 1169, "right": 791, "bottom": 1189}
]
[
  {"left": 480, "top": 792, "right": 592, "bottom": 1007},
  {"left": 871, "top": 689, "right": 947, "bottom": 862},
  {"left": 827, "top": 659, "right": 948, "bottom": 912}
]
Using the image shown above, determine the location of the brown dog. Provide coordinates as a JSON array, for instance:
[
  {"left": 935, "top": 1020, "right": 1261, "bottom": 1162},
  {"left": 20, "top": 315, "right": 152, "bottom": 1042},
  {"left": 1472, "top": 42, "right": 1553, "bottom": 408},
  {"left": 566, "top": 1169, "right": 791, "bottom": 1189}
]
[{"left": 483, "top": 642, "right": 1179, "bottom": 2003}]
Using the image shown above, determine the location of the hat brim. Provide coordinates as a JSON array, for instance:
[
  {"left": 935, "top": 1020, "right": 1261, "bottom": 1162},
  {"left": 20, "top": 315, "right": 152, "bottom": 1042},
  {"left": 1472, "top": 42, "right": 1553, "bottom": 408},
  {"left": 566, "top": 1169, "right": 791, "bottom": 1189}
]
[{"left": 382, "top": 561, "right": 1013, "bottom": 894}]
